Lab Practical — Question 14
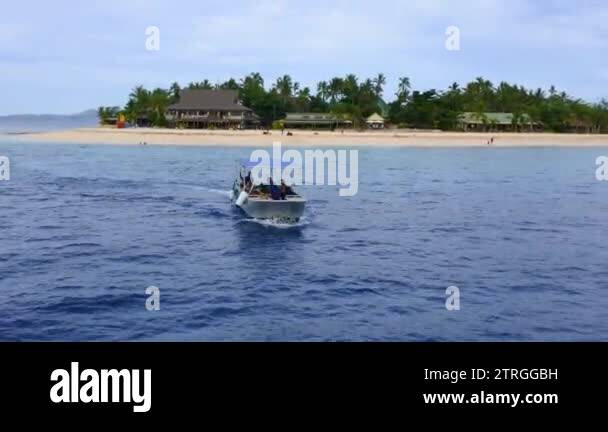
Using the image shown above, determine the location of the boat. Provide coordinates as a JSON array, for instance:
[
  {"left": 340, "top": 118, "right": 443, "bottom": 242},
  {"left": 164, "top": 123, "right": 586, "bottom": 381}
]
[{"left": 231, "top": 159, "right": 306, "bottom": 222}]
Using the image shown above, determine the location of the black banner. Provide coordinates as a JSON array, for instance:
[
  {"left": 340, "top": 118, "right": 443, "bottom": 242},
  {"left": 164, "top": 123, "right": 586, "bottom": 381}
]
[{"left": 0, "top": 343, "right": 605, "bottom": 421}]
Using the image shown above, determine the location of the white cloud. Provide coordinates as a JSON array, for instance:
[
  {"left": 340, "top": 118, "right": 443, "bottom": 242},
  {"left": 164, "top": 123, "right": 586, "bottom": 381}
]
[{"left": 1, "top": 0, "right": 608, "bottom": 113}]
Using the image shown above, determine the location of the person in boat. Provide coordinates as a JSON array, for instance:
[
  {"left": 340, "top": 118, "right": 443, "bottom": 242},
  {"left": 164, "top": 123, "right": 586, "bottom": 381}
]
[
  {"left": 243, "top": 171, "right": 252, "bottom": 191},
  {"left": 280, "top": 180, "right": 288, "bottom": 200},
  {"left": 269, "top": 177, "right": 281, "bottom": 200}
]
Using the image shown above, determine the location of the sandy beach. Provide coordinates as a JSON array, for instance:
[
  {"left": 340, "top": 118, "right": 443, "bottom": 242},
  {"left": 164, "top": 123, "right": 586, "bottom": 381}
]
[{"left": 8, "top": 127, "right": 608, "bottom": 147}]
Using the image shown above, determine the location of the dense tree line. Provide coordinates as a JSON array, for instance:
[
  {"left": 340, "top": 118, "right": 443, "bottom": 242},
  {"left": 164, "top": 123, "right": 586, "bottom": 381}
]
[
  {"left": 99, "top": 73, "right": 608, "bottom": 133},
  {"left": 388, "top": 78, "right": 608, "bottom": 133}
]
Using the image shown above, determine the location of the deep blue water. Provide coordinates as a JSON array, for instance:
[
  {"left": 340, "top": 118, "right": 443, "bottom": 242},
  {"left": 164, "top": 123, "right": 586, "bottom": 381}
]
[{"left": 1, "top": 140, "right": 607, "bottom": 341}]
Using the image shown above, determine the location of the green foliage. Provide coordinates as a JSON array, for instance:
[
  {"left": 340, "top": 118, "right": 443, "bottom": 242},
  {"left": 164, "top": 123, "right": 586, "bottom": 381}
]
[
  {"left": 123, "top": 85, "right": 170, "bottom": 127},
  {"left": 119, "top": 74, "right": 608, "bottom": 132},
  {"left": 271, "top": 120, "right": 284, "bottom": 130},
  {"left": 97, "top": 106, "right": 121, "bottom": 124},
  {"left": 387, "top": 77, "right": 608, "bottom": 132},
  {"left": 187, "top": 80, "right": 213, "bottom": 90}
]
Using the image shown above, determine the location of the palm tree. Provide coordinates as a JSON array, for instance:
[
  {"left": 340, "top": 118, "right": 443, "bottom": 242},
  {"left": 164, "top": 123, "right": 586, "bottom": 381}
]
[
  {"left": 188, "top": 80, "right": 213, "bottom": 90},
  {"left": 218, "top": 78, "right": 240, "bottom": 90},
  {"left": 97, "top": 107, "right": 108, "bottom": 124},
  {"left": 148, "top": 88, "right": 170, "bottom": 127},
  {"left": 549, "top": 85, "right": 557, "bottom": 97},
  {"left": 246, "top": 72, "right": 264, "bottom": 87},
  {"left": 373, "top": 73, "right": 386, "bottom": 97},
  {"left": 128, "top": 85, "right": 151, "bottom": 124},
  {"left": 295, "top": 87, "right": 312, "bottom": 111},
  {"left": 275, "top": 75, "right": 293, "bottom": 102},
  {"left": 534, "top": 88, "right": 545, "bottom": 101},
  {"left": 317, "top": 81, "right": 329, "bottom": 102},
  {"left": 396, "top": 76, "right": 411, "bottom": 103},
  {"left": 129, "top": 85, "right": 149, "bottom": 105},
  {"left": 342, "top": 74, "right": 359, "bottom": 103},
  {"left": 328, "top": 77, "right": 344, "bottom": 103},
  {"left": 297, "top": 87, "right": 311, "bottom": 98},
  {"left": 169, "top": 82, "right": 181, "bottom": 103}
]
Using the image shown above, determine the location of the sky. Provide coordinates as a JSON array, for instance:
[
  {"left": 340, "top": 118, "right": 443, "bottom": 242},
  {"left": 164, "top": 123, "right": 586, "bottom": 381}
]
[{"left": 1, "top": 0, "right": 607, "bottom": 115}]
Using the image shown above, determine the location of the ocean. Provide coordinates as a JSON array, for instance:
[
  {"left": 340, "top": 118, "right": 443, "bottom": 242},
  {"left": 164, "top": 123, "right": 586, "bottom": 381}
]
[
  {"left": 1, "top": 139, "right": 607, "bottom": 341},
  {"left": 0, "top": 111, "right": 98, "bottom": 134}
]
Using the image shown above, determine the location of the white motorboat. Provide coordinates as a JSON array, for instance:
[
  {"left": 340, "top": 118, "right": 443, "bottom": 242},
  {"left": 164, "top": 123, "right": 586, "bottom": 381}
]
[{"left": 231, "top": 160, "right": 306, "bottom": 222}]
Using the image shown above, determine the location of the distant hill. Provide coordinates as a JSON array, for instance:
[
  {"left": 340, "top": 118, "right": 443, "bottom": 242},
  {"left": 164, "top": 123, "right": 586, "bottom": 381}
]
[
  {"left": 0, "top": 109, "right": 98, "bottom": 121},
  {"left": 0, "top": 109, "right": 98, "bottom": 133}
]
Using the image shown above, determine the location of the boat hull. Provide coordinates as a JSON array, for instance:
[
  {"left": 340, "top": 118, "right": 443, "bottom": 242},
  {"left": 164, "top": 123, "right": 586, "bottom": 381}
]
[{"left": 237, "top": 197, "right": 306, "bottom": 221}]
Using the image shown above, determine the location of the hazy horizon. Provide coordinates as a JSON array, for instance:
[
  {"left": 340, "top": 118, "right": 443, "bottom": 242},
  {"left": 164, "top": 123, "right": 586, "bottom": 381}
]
[{"left": 0, "top": 109, "right": 97, "bottom": 117}]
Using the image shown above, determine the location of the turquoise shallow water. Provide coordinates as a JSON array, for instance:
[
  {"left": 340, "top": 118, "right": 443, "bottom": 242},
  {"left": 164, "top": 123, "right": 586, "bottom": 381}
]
[{"left": 0, "top": 140, "right": 607, "bottom": 341}]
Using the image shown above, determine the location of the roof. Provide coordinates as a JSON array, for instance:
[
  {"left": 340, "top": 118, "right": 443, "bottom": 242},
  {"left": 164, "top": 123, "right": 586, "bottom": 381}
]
[
  {"left": 459, "top": 112, "right": 535, "bottom": 125},
  {"left": 285, "top": 113, "right": 334, "bottom": 121},
  {"left": 284, "top": 113, "right": 352, "bottom": 124},
  {"left": 168, "top": 89, "right": 252, "bottom": 112},
  {"left": 366, "top": 113, "right": 385, "bottom": 123},
  {"left": 240, "top": 158, "right": 292, "bottom": 169}
]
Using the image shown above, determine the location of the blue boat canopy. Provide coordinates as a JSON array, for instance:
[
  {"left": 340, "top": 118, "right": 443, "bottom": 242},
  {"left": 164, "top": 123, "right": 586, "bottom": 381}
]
[{"left": 239, "top": 158, "right": 291, "bottom": 169}]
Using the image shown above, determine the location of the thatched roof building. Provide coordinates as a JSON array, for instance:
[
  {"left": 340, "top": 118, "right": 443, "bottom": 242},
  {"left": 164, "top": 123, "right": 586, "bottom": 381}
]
[
  {"left": 366, "top": 113, "right": 385, "bottom": 129},
  {"left": 166, "top": 89, "right": 259, "bottom": 129}
]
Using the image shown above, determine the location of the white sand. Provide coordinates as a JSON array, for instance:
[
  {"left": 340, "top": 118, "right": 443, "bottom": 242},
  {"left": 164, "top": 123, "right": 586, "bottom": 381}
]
[{"left": 9, "top": 127, "right": 608, "bottom": 147}]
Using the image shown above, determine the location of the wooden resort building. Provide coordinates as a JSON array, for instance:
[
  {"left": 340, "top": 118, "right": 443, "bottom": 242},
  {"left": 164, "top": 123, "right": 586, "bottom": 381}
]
[
  {"left": 166, "top": 89, "right": 259, "bottom": 129},
  {"left": 366, "top": 113, "right": 385, "bottom": 129},
  {"left": 458, "top": 112, "right": 543, "bottom": 132},
  {"left": 283, "top": 113, "right": 353, "bottom": 129}
]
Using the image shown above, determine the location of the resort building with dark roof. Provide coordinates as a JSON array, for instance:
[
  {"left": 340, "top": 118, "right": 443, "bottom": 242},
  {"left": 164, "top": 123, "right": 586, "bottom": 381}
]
[
  {"left": 283, "top": 113, "right": 352, "bottom": 129},
  {"left": 458, "top": 112, "right": 543, "bottom": 132},
  {"left": 166, "top": 89, "right": 259, "bottom": 129}
]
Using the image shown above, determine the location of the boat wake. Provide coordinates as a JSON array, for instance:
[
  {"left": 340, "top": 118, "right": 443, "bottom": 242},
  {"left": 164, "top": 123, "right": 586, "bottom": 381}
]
[
  {"left": 236, "top": 216, "right": 311, "bottom": 230},
  {"left": 174, "top": 183, "right": 233, "bottom": 198},
  {"left": 207, "top": 187, "right": 233, "bottom": 199}
]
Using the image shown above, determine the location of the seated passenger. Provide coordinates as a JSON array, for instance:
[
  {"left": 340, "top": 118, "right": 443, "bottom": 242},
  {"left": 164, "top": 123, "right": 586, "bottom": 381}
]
[{"left": 269, "top": 178, "right": 281, "bottom": 200}]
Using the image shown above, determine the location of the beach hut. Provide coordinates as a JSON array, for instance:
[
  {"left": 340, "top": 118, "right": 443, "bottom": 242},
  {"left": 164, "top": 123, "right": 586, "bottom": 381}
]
[{"left": 366, "top": 113, "right": 385, "bottom": 129}]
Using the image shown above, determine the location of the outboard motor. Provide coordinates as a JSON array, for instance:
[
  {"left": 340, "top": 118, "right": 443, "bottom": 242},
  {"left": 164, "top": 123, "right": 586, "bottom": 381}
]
[{"left": 235, "top": 191, "right": 249, "bottom": 207}]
